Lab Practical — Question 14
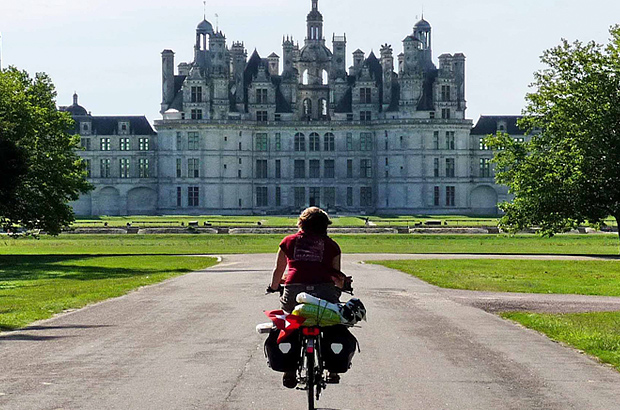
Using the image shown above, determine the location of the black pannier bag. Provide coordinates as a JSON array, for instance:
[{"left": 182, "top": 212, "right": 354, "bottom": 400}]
[
  {"left": 321, "top": 325, "right": 358, "bottom": 373},
  {"left": 264, "top": 328, "right": 302, "bottom": 372}
]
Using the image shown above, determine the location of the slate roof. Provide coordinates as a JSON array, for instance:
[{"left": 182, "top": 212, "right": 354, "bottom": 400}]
[
  {"left": 471, "top": 116, "right": 524, "bottom": 135},
  {"left": 59, "top": 104, "right": 88, "bottom": 116},
  {"left": 417, "top": 69, "right": 437, "bottom": 111},
  {"left": 334, "top": 88, "right": 352, "bottom": 113},
  {"left": 69, "top": 115, "right": 156, "bottom": 135}
]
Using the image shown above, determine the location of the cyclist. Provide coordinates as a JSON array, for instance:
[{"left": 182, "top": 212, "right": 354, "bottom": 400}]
[{"left": 268, "top": 206, "right": 344, "bottom": 388}]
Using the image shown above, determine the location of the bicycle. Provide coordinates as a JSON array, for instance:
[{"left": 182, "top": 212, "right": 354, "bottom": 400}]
[{"left": 263, "top": 278, "right": 359, "bottom": 410}]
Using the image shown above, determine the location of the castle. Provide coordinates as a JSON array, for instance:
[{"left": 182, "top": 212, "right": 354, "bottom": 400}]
[{"left": 68, "top": 0, "right": 517, "bottom": 216}]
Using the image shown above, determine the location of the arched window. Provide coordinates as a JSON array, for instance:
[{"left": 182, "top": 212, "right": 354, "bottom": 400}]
[
  {"left": 319, "top": 99, "right": 328, "bottom": 119},
  {"left": 294, "top": 133, "right": 306, "bottom": 152},
  {"left": 302, "top": 70, "right": 309, "bottom": 85},
  {"left": 303, "top": 98, "right": 312, "bottom": 118},
  {"left": 324, "top": 133, "right": 335, "bottom": 151},
  {"left": 309, "top": 133, "right": 321, "bottom": 152},
  {"left": 322, "top": 70, "right": 329, "bottom": 85}
]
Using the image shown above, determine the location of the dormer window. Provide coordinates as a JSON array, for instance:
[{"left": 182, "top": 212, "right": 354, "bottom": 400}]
[
  {"left": 81, "top": 122, "right": 91, "bottom": 136},
  {"left": 118, "top": 122, "right": 130, "bottom": 135}
]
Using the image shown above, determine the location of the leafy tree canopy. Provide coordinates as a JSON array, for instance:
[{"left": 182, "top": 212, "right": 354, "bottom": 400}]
[
  {"left": 486, "top": 26, "right": 620, "bottom": 245},
  {"left": 0, "top": 67, "right": 92, "bottom": 235}
]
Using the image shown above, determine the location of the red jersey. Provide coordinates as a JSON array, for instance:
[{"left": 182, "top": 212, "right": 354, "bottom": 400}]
[{"left": 279, "top": 232, "right": 341, "bottom": 285}]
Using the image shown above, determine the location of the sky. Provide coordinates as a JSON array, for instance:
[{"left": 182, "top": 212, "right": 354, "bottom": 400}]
[{"left": 1, "top": 0, "right": 619, "bottom": 125}]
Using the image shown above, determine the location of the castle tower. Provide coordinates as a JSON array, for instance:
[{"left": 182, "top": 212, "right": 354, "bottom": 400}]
[
  {"left": 332, "top": 34, "right": 347, "bottom": 79},
  {"left": 209, "top": 31, "right": 228, "bottom": 74},
  {"left": 306, "top": 0, "right": 324, "bottom": 45},
  {"left": 230, "top": 41, "right": 247, "bottom": 106},
  {"left": 352, "top": 49, "right": 365, "bottom": 71},
  {"left": 161, "top": 49, "right": 175, "bottom": 114},
  {"left": 413, "top": 18, "right": 433, "bottom": 70},
  {"left": 380, "top": 44, "right": 394, "bottom": 110},
  {"left": 195, "top": 18, "right": 214, "bottom": 63},
  {"left": 268, "top": 53, "right": 280, "bottom": 76},
  {"left": 282, "top": 37, "right": 296, "bottom": 76}
]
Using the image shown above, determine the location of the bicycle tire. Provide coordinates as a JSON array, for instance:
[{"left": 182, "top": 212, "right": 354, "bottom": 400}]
[{"left": 306, "top": 350, "right": 315, "bottom": 410}]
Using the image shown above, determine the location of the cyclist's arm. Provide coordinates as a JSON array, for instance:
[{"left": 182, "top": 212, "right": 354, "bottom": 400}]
[
  {"left": 269, "top": 248, "right": 287, "bottom": 290},
  {"left": 331, "top": 254, "right": 344, "bottom": 288}
]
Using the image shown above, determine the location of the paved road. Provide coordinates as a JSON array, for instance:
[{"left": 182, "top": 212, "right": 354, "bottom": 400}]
[{"left": 2, "top": 254, "right": 620, "bottom": 409}]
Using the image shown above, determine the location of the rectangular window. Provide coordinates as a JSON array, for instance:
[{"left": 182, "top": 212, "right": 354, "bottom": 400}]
[
  {"left": 256, "top": 186, "right": 268, "bottom": 207},
  {"left": 434, "top": 186, "right": 440, "bottom": 206},
  {"left": 256, "top": 89, "right": 268, "bottom": 104},
  {"left": 294, "top": 187, "right": 306, "bottom": 208},
  {"left": 445, "top": 131, "right": 455, "bottom": 150},
  {"left": 118, "top": 122, "right": 130, "bottom": 135},
  {"left": 324, "top": 159, "right": 335, "bottom": 178},
  {"left": 176, "top": 158, "right": 182, "bottom": 178},
  {"left": 360, "top": 159, "right": 372, "bottom": 178},
  {"left": 188, "top": 158, "right": 200, "bottom": 178},
  {"left": 119, "top": 138, "right": 130, "bottom": 151},
  {"left": 480, "top": 158, "right": 491, "bottom": 177},
  {"left": 256, "top": 111, "right": 268, "bottom": 122},
  {"left": 100, "top": 138, "right": 111, "bottom": 151},
  {"left": 119, "top": 158, "right": 130, "bottom": 178},
  {"left": 441, "top": 85, "right": 451, "bottom": 101},
  {"left": 275, "top": 186, "right": 281, "bottom": 206},
  {"left": 446, "top": 186, "right": 455, "bottom": 207},
  {"left": 84, "top": 159, "right": 91, "bottom": 178},
  {"left": 434, "top": 158, "right": 440, "bottom": 177},
  {"left": 441, "top": 108, "right": 451, "bottom": 119},
  {"left": 188, "top": 187, "right": 200, "bottom": 207},
  {"left": 360, "top": 87, "right": 372, "bottom": 104},
  {"left": 360, "top": 111, "right": 372, "bottom": 121},
  {"left": 139, "top": 138, "right": 150, "bottom": 151},
  {"left": 309, "top": 159, "right": 320, "bottom": 178},
  {"left": 294, "top": 160, "right": 305, "bottom": 179},
  {"left": 347, "top": 159, "right": 353, "bottom": 178},
  {"left": 309, "top": 187, "right": 320, "bottom": 207},
  {"left": 100, "top": 159, "right": 111, "bottom": 178},
  {"left": 191, "top": 109, "right": 203, "bottom": 120},
  {"left": 188, "top": 132, "right": 199, "bottom": 150},
  {"left": 191, "top": 86, "right": 203, "bottom": 103},
  {"left": 80, "top": 138, "right": 91, "bottom": 150},
  {"left": 80, "top": 122, "right": 91, "bottom": 136},
  {"left": 274, "top": 114, "right": 281, "bottom": 122},
  {"left": 479, "top": 138, "right": 489, "bottom": 150},
  {"left": 324, "top": 133, "right": 335, "bottom": 151},
  {"left": 139, "top": 158, "right": 149, "bottom": 178},
  {"left": 255, "top": 133, "right": 268, "bottom": 151},
  {"left": 429, "top": 111, "right": 435, "bottom": 119},
  {"left": 177, "top": 187, "right": 182, "bottom": 207},
  {"left": 346, "top": 133, "right": 353, "bottom": 150},
  {"left": 360, "top": 133, "right": 373, "bottom": 151},
  {"left": 256, "top": 159, "right": 268, "bottom": 179},
  {"left": 347, "top": 113, "right": 354, "bottom": 121},
  {"left": 176, "top": 132, "right": 182, "bottom": 150},
  {"left": 275, "top": 159, "right": 281, "bottom": 179},
  {"left": 446, "top": 158, "right": 455, "bottom": 177},
  {"left": 360, "top": 187, "right": 372, "bottom": 207},
  {"left": 275, "top": 133, "right": 282, "bottom": 151},
  {"left": 324, "top": 187, "right": 335, "bottom": 209},
  {"left": 347, "top": 187, "right": 353, "bottom": 206},
  {"left": 433, "top": 131, "right": 439, "bottom": 150}
]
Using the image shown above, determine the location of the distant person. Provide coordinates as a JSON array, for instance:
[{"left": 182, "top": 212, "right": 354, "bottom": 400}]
[{"left": 267, "top": 206, "right": 345, "bottom": 387}]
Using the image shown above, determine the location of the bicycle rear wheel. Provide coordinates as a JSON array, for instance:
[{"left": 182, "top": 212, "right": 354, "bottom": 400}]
[{"left": 306, "top": 350, "right": 315, "bottom": 410}]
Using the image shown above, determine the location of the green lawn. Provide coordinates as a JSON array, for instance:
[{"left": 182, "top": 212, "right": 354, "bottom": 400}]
[
  {"left": 370, "top": 259, "right": 620, "bottom": 296},
  {"left": 373, "top": 258, "right": 620, "bottom": 372},
  {"left": 1, "top": 234, "right": 619, "bottom": 255},
  {"left": 0, "top": 255, "right": 217, "bottom": 330},
  {"left": 502, "top": 312, "right": 620, "bottom": 371}
]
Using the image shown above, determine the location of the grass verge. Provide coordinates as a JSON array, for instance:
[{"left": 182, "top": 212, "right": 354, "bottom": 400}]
[
  {"left": 502, "top": 312, "right": 620, "bottom": 371},
  {"left": 0, "top": 255, "right": 217, "bottom": 331},
  {"left": 369, "top": 259, "right": 620, "bottom": 296},
  {"left": 1, "top": 234, "right": 619, "bottom": 255}
]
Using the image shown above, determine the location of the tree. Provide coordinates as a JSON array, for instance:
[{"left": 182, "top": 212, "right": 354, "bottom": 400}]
[
  {"left": 487, "top": 25, "right": 620, "bottom": 249},
  {"left": 0, "top": 67, "right": 92, "bottom": 235}
]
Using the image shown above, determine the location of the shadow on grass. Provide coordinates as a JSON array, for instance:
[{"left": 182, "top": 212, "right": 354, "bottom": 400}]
[{"left": 0, "top": 255, "right": 195, "bottom": 282}]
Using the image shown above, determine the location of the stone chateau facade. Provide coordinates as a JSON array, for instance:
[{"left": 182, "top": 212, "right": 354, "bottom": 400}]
[{"left": 67, "top": 0, "right": 526, "bottom": 216}]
